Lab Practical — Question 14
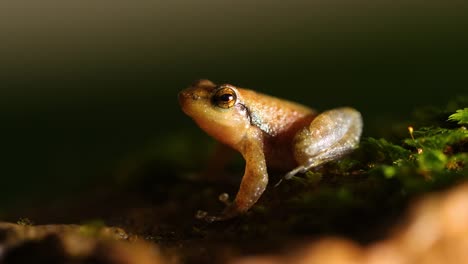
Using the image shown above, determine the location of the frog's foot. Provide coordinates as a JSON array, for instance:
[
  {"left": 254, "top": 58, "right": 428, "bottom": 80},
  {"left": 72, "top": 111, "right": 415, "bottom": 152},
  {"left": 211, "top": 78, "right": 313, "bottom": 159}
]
[
  {"left": 195, "top": 210, "right": 222, "bottom": 222},
  {"left": 195, "top": 193, "right": 237, "bottom": 222},
  {"left": 275, "top": 161, "right": 323, "bottom": 187},
  {"left": 274, "top": 165, "right": 307, "bottom": 187},
  {"left": 285, "top": 166, "right": 306, "bottom": 180},
  {"left": 218, "top": 192, "right": 231, "bottom": 206},
  {"left": 195, "top": 211, "right": 233, "bottom": 223},
  {"left": 195, "top": 206, "right": 240, "bottom": 223}
]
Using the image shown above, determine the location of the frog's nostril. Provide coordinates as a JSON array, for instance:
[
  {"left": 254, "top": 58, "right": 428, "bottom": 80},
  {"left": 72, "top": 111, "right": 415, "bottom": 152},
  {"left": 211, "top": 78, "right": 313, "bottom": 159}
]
[
  {"left": 178, "top": 91, "right": 200, "bottom": 105},
  {"left": 178, "top": 91, "right": 188, "bottom": 104}
]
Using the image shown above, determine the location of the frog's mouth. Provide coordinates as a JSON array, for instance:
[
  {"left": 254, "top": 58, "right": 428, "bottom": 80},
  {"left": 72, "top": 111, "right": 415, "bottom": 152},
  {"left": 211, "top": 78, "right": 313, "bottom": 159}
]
[
  {"left": 178, "top": 92, "right": 193, "bottom": 116},
  {"left": 178, "top": 89, "right": 202, "bottom": 116}
]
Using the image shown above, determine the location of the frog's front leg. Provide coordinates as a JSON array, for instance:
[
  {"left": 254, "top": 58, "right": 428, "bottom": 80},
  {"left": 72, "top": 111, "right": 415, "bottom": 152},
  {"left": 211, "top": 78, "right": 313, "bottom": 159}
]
[
  {"left": 285, "top": 107, "right": 363, "bottom": 180},
  {"left": 201, "top": 129, "right": 268, "bottom": 222}
]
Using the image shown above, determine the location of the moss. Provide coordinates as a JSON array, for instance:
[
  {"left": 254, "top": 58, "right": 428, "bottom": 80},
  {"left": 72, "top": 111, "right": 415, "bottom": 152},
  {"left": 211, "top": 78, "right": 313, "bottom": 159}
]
[
  {"left": 224, "top": 102, "right": 468, "bottom": 243},
  {"left": 17, "top": 218, "right": 34, "bottom": 226},
  {"left": 448, "top": 108, "right": 468, "bottom": 125},
  {"left": 79, "top": 220, "right": 107, "bottom": 237}
]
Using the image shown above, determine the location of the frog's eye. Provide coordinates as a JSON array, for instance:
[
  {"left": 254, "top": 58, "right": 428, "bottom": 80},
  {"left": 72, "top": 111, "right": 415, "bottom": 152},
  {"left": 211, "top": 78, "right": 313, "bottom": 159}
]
[{"left": 212, "top": 86, "right": 237, "bottom": 109}]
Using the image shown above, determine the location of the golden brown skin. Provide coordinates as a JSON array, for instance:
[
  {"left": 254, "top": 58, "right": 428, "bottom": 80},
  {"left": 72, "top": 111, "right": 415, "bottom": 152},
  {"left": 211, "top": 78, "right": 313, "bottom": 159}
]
[{"left": 179, "top": 80, "right": 363, "bottom": 221}]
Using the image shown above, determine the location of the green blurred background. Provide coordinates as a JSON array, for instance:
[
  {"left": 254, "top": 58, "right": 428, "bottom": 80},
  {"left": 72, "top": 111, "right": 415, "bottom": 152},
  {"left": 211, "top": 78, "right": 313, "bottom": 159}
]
[{"left": 1, "top": 1, "right": 467, "bottom": 213}]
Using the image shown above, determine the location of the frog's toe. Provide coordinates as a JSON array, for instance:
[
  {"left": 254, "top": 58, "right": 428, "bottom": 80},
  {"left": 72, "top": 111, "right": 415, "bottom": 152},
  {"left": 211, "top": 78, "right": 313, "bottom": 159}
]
[
  {"left": 202, "top": 214, "right": 222, "bottom": 223},
  {"left": 195, "top": 210, "right": 209, "bottom": 220},
  {"left": 195, "top": 210, "right": 230, "bottom": 222},
  {"left": 274, "top": 165, "right": 306, "bottom": 187},
  {"left": 218, "top": 192, "right": 231, "bottom": 206},
  {"left": 285, "top": 166, "right": 307, "bottom": 180}
]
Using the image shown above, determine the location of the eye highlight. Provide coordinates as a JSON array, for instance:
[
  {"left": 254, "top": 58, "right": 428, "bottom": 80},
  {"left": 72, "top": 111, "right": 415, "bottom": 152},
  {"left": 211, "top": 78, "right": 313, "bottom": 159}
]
[{"left": 212, "top": 86, "right": 237, "bottom": 109}]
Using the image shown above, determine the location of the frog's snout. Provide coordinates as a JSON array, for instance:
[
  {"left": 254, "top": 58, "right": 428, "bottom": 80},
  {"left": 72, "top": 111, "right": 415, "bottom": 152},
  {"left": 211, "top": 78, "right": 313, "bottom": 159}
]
[
  {"left": 179, "top": 89, "right": 203, "bottom": 117},
  {"left": 178, "top": 90, "right": 189, "bottom": 107},
  {"left": 178, "top": 89, "right": 200, "bottom": 105}
]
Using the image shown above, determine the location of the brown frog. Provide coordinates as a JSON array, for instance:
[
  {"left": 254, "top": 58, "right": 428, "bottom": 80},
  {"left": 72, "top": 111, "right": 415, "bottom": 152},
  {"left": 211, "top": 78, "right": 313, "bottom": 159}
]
[{"left": 178, "top": 80, "right": 362, "bottom": 221}]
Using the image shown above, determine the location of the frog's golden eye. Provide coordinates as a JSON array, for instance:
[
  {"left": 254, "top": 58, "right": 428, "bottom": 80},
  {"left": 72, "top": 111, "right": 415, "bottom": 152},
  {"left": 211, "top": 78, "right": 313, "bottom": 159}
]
[{"left": 212, "top": 87, "right": 237, "bottom": 109}]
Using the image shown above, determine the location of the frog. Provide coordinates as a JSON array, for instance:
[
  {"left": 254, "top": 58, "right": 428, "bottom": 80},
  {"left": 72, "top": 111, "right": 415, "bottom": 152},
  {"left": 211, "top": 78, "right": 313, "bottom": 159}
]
[{"left": 178, "top": 79, "right": 363, "bottom": 222}]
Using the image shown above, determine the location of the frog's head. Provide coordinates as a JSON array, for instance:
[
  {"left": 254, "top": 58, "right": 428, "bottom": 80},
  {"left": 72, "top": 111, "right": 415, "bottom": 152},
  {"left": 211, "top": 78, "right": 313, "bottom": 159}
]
[{"left": 179, "top": 79, "right": 251, "bottom": 148}]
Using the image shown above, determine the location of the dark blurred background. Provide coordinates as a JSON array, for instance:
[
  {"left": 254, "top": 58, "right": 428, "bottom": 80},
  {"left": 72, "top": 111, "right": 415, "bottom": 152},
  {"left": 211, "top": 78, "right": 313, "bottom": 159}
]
[{"left": 1, "top": 0, "right": 467, "bottom": 214}]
